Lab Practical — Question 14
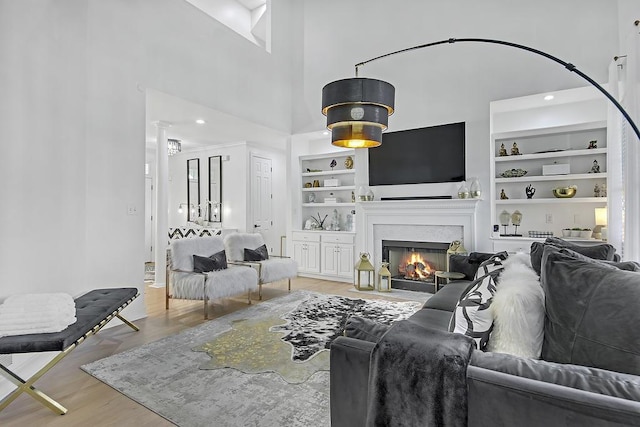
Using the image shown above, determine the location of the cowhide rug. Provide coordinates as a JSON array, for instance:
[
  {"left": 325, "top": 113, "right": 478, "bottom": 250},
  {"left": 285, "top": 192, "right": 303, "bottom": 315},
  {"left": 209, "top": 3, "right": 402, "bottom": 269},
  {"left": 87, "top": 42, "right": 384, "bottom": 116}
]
[{"left": 195, "top": 292, "right": 421, "bottom": 382}]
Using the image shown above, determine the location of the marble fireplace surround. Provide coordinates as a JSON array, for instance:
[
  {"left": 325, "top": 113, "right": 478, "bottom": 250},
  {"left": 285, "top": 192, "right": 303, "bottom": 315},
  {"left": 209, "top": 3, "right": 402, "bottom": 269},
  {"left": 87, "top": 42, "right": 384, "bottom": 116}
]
[{"left": 356, "top": 199, "right": 479, "bottom": 268}]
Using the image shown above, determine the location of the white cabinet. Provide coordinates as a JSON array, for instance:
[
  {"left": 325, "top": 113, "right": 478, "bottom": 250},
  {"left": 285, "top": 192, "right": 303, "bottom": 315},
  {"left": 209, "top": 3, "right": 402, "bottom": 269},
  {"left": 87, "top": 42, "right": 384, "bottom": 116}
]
[
  {"left": 292, "top": 232, "right": 320, "bottom": 274},
  {"left": 292, "top": 231, "right": 354, "bottom": 282},
  {"left": 320, "top": 233, "right": 354, "bottom": 279},
  {"left": 490, "top": 87, "right": 610, "bottom": 247}
]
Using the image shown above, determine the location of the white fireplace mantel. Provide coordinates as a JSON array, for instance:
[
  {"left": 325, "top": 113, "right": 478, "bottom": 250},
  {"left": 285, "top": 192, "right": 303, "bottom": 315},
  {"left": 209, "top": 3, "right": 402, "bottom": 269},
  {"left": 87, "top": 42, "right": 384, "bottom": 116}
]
[{"left": 355, "top": 199, "right": 480, "bottom": 267}]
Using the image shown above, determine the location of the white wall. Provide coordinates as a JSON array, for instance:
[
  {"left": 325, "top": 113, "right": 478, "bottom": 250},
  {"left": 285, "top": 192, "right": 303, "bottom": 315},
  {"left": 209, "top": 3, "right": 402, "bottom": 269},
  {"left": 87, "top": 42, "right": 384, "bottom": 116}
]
[
  {"left": 292, "top": 0, "right": 620, "bottom": 252},
  {"left": 167, "top": 142, "right": 288, "bottom": 255},
  {"left": 168, "top": 143, "right": 249, "bottom": 231},
  {"left": 0, "top": 0, "right": 294, "bottom": 397}
]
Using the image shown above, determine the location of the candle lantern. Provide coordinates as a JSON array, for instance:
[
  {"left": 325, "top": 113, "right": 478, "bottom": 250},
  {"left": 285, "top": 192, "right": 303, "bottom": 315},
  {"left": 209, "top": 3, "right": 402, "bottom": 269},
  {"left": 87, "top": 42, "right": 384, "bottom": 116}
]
[
  {"left": 378, "top": 262, "right": 392, "bottom": 292},
  {"left": 354, "top": 252, "right": 375, "bottom": 291}
]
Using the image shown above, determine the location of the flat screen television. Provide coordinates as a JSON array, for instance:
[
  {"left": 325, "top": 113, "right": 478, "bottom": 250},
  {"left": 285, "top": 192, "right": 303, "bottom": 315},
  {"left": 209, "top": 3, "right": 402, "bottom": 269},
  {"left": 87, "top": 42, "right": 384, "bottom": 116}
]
[{"left": 368, "top": 122, "right": 465, "bottom": 186}]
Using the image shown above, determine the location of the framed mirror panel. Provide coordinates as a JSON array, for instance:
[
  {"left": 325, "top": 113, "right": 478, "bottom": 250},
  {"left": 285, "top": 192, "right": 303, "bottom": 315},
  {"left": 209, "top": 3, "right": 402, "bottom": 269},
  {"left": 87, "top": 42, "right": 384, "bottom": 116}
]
[
  {"left": 187, "top": 158, "right": 200, "bottom": 222},
  {"left": 208, "top": 156, "right": 222, "bottom": 223}
]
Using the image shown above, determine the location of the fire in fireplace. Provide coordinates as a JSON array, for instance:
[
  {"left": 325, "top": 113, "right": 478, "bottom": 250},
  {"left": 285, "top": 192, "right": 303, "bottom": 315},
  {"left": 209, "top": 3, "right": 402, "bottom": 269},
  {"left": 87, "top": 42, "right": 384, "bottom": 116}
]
[
  {"left": 399, "top": 252, "right": 435, "bottom": 281},
  {"left": 382, "top": 240, "right": 449, "bottom": 293}
]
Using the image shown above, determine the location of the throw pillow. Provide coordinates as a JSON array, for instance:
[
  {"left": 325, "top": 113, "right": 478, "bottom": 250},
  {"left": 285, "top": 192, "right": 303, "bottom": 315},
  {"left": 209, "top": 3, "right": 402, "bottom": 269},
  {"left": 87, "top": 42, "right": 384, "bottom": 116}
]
[
  {"left": 474, "top": 251, "right": 508, "bottom": 280},
  {"left": 193, "top": 250, "right": 228, "bottom": 273},
  {"left": 450, "top": 267, "right": 502, "bottom": 350},
  {"left": 555, "top": 247, "right": 640, "bottom": 271},
  {"left": 244, "top": 244, "right": 269, "bottom": 261},
  {"left": 530, "top": 239, "right": 618, "bottom": 276},
  {"left": 487, "top": 254, "right": 545, "bottom": 358},
  {"left": 540, "top": 247, "right": 640, "bottom": 376}
]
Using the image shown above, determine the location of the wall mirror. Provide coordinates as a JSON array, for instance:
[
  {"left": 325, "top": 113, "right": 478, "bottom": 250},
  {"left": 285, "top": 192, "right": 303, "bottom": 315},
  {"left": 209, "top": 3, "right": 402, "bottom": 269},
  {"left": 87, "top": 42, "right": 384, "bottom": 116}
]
[
  {"left": 208, "top": 156, "right": 222, "bottom": 223},
  {"left": 187, "top": 158, "right": 200, "bottom": 222}
]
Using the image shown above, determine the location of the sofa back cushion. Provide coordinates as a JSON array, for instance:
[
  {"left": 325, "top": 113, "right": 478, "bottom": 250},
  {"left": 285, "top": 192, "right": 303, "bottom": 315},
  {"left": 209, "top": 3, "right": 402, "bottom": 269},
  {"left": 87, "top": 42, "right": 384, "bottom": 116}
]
[
  {"left": 170, "top": 237, "right": 226, "bottom": 272},
  {"left": 530, "top": 238, "right": 617, "bottom": 276},
  {"left": 541, "top": 247, "right": 640, "bottom": 376}
]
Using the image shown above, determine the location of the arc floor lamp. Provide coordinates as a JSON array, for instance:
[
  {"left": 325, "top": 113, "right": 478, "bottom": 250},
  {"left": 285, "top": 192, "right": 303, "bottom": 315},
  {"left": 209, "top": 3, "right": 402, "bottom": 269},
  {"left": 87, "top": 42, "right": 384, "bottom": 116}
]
[{"left": 321, "top": 37, "right": 640, "bottom": 148}]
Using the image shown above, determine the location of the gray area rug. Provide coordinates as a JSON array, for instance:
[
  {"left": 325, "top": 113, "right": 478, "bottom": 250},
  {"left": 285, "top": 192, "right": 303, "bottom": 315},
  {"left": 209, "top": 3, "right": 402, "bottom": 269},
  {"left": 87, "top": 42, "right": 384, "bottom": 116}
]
[{"left": 81, "top": 291, "right": 421, "bottom": 427}]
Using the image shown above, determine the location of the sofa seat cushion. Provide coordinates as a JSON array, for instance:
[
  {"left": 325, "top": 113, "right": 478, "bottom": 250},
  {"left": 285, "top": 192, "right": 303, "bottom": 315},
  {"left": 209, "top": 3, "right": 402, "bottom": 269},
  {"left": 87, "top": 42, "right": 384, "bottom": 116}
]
[
  {"left": 407, "top": 307, "right": 455, "bottom": 332},
  {"left": 541, "top": 247, "right": 640, "bottom": 376},
  {"left": 423, "top": 281, "right": 473, "bottom": 312},
  {"left": 471, "top": 351, "right": 640, "bottom": 402}
]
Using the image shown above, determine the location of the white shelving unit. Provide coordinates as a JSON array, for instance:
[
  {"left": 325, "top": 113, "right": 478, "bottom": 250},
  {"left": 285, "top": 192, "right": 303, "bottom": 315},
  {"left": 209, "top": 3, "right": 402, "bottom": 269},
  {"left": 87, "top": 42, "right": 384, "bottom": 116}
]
[
  {"left": 489, "top": 87, "right": 610, "bottom": 251},
  {"left": 293, "top": 151, "right": 357, "bottom": 283}
]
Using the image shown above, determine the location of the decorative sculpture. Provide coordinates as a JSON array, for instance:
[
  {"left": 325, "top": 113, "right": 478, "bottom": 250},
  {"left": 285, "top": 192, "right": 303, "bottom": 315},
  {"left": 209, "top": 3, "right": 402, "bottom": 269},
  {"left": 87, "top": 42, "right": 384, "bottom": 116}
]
[
  {"left": 500, "top": 189, "right": 509, "bottom": 199},
  {"left": 510, "top": 142, "right": 521, "bottom": 155},
  {"left": 588, "top": 140, "right": 598, "bottom": 149},
  {"left": 589, "top": 159, "right": 600, "bottom": 174},
  {"left": 330, "top": 159, "right": 337, "bottom": 170},
  {"left": 594, "top": 184, "right": 601, "bottom": 197},
  {"left": 498, "top": 143, "right": 508, "bottom": 157},
  {"left": 525, "top": 184, "right": 536, "bottom": 199}
]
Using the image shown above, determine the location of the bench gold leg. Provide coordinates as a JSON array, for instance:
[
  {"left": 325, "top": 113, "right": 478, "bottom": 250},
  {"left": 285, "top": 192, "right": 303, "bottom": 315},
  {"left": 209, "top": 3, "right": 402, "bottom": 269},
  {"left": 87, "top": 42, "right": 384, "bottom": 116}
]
[
  {"left": 288, "top": 278, "right": 291, "bottom": 293},
  {"left": 116, "top": 314, "right": 140, "bottom": 332},
  {"left": 0, "top": 346, "right": 74, "bottom": 415},
  {"left": 248, "top": 290, "right": 252, "bottom": 305}
]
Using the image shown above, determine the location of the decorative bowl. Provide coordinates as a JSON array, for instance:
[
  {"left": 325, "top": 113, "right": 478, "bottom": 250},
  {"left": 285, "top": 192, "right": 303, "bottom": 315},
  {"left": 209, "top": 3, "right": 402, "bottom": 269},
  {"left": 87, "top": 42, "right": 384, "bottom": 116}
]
[
  {"left": 500, "top": 168, "right": 528, "bottom": 178},
  {"left": 552, "top": 186, "right": 577, "bottom": 198}
]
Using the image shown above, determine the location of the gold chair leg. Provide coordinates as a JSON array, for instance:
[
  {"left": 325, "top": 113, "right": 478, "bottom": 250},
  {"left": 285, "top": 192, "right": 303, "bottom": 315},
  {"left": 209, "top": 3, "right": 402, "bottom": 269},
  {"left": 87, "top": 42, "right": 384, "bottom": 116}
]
[
  {"left": 288, "top": 278, "right": 291, "bottom": 293},
  {"left": 248, "top": 290, "right": 252, "bottom": 305},
  {"left": 259, "top": 284, "right": 263, "bottom": 300}
]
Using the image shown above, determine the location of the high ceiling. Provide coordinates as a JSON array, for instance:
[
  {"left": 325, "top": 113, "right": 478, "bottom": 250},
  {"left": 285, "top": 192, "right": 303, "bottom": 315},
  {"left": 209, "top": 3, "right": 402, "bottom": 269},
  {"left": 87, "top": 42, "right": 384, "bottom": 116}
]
[{"left": 146, "top": 89, "right": 289, "bottom": 152}]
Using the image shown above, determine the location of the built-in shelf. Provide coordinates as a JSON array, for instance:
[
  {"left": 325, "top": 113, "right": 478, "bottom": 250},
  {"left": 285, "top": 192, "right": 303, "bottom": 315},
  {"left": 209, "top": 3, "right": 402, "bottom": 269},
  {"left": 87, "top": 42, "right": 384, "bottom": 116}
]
[
  {"left": 302, "top": 169, "right": 355, "bottom": 177},
  {"left": 302, "top": 186, "right": 355, "bottom": 192},
  {"left": 492, "top": 120, "right": 607, "bottom": 140},
  {"left": 495, "top": 172, "right": 606, "bottom": 183},
  {"left": 494, "top": 148, "right": 607, "bottom": 162},
  {"left": 302, "top": 202, "right": 356, "bottom": 207},
  {"left": 495, "top": 197, "right": 607, "bottom": 204}
]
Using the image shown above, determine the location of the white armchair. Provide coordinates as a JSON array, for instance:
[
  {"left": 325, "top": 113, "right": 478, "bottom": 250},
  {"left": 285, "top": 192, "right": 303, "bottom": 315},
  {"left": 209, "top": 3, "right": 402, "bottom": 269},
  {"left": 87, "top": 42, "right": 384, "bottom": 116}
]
[
  {"left": 166, "top": 236, "right": 258, "bottom": 319},
  {"left": 223, "top": 233, "right": 298, "bottom": 300}
]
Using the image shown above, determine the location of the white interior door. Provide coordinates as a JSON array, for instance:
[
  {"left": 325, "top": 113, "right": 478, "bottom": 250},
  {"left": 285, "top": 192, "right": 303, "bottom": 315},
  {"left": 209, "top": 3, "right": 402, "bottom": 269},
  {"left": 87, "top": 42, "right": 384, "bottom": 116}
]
[
  {"left": 144, "top": 176, "right": 154, "bottom": 262},
  {"left": 250, "top": 155, "right": 272, "bottom": 232}
]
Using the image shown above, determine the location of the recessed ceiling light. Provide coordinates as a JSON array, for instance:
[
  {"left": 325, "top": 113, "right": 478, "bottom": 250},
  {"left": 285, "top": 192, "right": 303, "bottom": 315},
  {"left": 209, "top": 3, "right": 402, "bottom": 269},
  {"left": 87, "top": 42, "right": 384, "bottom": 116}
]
[
  {"left": 195, "top": 119, "right": 206, "bottom": 124},
  {"left": 322, "top": 131, "right": 329, "bottom": 136},
  {"left": 544, "top": 95, "right": 554, "bottom": 101}
]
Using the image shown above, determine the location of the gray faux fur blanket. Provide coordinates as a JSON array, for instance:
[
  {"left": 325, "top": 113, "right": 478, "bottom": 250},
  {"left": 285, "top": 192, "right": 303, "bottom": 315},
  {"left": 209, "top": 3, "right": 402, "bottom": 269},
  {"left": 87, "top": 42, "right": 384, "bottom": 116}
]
[{"left": 366, "top": 320, "right": 474, "bottom": 427}]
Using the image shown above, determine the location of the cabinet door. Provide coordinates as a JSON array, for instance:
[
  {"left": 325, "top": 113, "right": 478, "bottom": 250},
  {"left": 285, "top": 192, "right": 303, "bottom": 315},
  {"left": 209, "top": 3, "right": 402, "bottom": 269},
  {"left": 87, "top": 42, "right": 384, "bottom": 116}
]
[
  {"left": 292, "top": 241, "right": 308, "bottom": 271},
  {"left": 336, "top": 244, "right": 354, "bottom": 278},
  {"left": 306, "top": 242, "right": 321, "bottom": 274},
  {"left": 321, "top": 243, "right": 338, "bottom": 276}
]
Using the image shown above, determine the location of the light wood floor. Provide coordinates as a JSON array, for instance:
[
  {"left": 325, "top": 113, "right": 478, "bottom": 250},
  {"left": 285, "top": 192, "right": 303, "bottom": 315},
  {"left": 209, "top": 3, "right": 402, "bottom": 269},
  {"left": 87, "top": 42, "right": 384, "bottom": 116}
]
[{"left": 0, "top": 277, "right": 404, "bottom": 426}]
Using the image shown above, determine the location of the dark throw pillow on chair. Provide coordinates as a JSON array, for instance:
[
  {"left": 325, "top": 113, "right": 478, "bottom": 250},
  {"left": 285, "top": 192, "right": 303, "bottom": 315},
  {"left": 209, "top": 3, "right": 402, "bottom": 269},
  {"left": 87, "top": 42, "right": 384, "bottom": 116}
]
[
  {"left": 244, "top": 244, "right": 269, "bottom": 261},
  {"left": 193, "top": 251, "right": 228, "bottom": 273}
]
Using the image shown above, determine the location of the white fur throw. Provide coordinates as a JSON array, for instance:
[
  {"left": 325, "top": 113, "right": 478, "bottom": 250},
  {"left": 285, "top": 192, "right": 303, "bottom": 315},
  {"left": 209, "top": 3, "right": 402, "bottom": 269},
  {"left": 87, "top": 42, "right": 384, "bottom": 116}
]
[
  {"left": 224, "top": 233, "right": 265, "bottom": 261},
  {"left": 487, "top": 253, "right": 545, "bottom": 358}
]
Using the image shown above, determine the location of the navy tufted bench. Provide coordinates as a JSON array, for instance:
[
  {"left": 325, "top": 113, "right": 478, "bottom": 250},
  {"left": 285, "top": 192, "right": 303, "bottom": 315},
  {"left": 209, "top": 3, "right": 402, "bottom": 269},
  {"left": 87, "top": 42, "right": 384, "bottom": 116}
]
[{"left": 0, "top": 287, "right": 139, "bottom": 415}]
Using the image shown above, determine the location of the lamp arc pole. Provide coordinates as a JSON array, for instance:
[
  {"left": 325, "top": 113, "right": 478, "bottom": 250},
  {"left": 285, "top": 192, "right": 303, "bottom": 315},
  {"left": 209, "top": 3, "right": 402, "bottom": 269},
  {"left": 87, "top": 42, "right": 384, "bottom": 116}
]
[{"left": 352, "top": 37, "right": 639, "bottom": 142}]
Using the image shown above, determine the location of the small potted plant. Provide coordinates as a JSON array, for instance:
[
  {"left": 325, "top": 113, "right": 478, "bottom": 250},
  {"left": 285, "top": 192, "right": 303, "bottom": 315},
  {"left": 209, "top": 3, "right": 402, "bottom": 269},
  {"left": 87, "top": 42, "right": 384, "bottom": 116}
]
[
  {"left": 580, "top": 228, "right": 592, "bottom": 239},
  {"left": 561, "top": 228, "right": 572, "bottom": 237},
  {"left": 570, "top": 227, "right": 582, "bottom": 237}
]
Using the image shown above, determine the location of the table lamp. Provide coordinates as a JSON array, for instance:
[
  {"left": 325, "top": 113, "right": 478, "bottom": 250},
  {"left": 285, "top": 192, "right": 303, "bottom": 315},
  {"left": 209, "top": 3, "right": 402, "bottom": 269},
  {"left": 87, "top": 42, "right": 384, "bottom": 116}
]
[{"left": 594, "top": 207, "right": 608, "bottom": 241}]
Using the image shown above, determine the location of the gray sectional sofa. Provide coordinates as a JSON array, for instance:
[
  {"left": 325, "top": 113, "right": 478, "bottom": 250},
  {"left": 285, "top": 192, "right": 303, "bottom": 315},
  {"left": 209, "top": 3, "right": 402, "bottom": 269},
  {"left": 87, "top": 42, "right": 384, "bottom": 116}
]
[{"left": 330, "top": 240, "right": 640, "bottom": 427}]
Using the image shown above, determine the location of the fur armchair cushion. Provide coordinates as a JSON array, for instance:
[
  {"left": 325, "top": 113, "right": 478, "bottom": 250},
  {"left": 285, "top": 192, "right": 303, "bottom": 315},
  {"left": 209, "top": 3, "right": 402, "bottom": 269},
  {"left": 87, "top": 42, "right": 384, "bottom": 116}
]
[
  {"left": 541, "top": 247, "right": 640, "bottom": 375},
  {"left": 487, "top": 253, "right": 545, "bottom": 358}
]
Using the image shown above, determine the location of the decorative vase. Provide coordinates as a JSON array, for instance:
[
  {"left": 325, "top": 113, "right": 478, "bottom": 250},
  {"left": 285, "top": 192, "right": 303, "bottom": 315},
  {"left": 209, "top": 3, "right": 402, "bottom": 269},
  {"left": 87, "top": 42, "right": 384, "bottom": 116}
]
[
  {"left": 469, "top": 178, "right": 481, "bottom": 198},
  {"left": 457, "top": 181, "right": 469, "bottom": 199}
]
